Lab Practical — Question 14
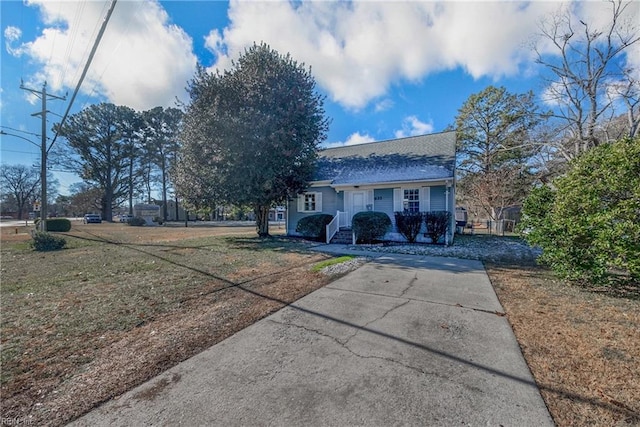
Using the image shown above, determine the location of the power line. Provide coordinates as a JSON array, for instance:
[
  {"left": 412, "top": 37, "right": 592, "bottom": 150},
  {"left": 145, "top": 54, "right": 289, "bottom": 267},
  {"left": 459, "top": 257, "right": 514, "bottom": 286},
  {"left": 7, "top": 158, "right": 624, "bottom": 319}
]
[
  {"left": 0, "top": 149, "right": 39, "bottom": 155},
  {"left": 0, "top": 126, "right": 43, "bottom": 139},
  {"left": 48, "top": 0, "right": 118, "bottom": 154}
]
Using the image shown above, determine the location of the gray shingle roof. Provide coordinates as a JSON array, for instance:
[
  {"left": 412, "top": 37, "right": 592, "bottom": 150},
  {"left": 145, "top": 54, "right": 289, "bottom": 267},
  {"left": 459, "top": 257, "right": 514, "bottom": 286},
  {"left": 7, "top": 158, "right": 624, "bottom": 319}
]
[{"left": 315, "top": 131, "right": 456, "bottom": 185}]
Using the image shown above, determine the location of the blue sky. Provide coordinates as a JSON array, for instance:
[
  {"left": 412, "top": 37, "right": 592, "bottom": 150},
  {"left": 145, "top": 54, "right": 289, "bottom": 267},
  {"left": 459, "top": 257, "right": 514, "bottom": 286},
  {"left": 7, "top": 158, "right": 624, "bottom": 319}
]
[{"left": 1, "top": 0, "right": 638, "bottom": 195}]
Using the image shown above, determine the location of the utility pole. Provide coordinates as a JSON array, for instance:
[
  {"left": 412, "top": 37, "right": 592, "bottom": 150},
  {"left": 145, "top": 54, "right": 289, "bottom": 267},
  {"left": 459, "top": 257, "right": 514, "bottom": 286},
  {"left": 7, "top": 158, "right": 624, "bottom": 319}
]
[{"left": 20, "top": 81, "right": 66, "bottom": 232}]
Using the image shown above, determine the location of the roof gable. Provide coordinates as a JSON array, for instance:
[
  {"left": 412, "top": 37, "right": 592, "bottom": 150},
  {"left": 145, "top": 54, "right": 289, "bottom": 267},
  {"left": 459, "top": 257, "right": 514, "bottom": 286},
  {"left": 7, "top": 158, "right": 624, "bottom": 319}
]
[{"left": 315, "top": 131, "right": 456, "bottom": 185}]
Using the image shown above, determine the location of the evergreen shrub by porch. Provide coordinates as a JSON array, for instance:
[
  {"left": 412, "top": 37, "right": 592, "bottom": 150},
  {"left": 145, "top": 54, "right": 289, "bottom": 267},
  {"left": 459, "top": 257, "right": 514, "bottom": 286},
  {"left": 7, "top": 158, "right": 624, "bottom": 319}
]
[
  {"left": 31, "top": 232, "right": 66, "bottom": 251},
  {"left": 394, "top": 211, "right": 424, "bottom": 243},
  {"left": 296, "top": 214, "right": 334, "bottom": 241},
  {"left": 425, "top": 211, "right": 451, "bottom": 244},
  {"left": 352, "top": 211, "right": 391, "bottom": 244},
  {"left": 43, "top": 218, "right": 72, "bottom": 232},
  {"left": 128, "top": 216, "right": 146, "bottom": 227}
]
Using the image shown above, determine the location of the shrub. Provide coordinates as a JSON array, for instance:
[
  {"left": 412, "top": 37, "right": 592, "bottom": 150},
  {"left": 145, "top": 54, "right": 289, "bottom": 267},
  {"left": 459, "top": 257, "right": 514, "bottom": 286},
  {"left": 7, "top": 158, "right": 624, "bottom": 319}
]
[
  {"left": 44, "top": 218, "right": 72, "bottom": 232},
  {"left": 352, "top": 211, "right": 391, "bottom": 244},
  {"left": 153, "top": 216, "right": 164, "bottom": 225},
  {"left": 424, "top": 211, "right": 451, "bottom": 244},
  {"left": 128, "top": 216, "right": 147, "bottom": 227},
  {"left": 394, "top": 211, "right": 424, "bottom": 243},
  {"left": 296, "top": 214, "right": 334, "bottom": 241},
  {"left": 31, "top": 231, "right": 66, "bottom": 251},
  {"left": 520, "top": 137, "right": 640, "bottom": 283}
]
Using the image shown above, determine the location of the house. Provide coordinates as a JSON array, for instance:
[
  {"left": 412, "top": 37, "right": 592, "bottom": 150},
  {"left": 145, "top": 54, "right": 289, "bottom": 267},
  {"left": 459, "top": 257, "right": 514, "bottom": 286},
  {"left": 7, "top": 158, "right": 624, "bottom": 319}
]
[
  {"left": 287, "top": 131, "right": 456, "bottom": 244},
  {"left": 269, "top": 206, "right": 286, "bottom": 222}
]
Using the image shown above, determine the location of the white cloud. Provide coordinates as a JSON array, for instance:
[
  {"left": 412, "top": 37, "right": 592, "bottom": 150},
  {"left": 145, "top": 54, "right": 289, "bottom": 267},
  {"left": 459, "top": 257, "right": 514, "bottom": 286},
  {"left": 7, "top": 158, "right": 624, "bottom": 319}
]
[
  {"left": 395, "top": 116, "right": 434, "bottom": 138},
  {"left": 15, "top": 0, "right": 197, "bottom": 111},
  {"left": 4, "top": 26, "right": 24, "bottom": 56},
  {"left": 374, "top": 99, "right": 394, "bottom": 113},
  {"left": 206, "top": 1, "right": 564, "bottom": 110},
  {"left": 324, "top": 131, "right": 375, "bottom": 148}
]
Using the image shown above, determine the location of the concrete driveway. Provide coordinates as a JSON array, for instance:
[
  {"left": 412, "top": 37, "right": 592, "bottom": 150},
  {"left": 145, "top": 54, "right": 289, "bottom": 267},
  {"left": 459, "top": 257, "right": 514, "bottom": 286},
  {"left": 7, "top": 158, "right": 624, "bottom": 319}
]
[{"left": 72, "top": 254, "right": 553, "bottom": 426}]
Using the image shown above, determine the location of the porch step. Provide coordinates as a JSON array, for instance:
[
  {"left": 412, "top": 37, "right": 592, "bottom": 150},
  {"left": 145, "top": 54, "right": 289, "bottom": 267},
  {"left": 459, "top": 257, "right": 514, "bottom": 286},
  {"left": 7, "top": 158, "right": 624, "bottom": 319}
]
[{"left": 330, "top": 228, "right": 353, "bottom": 245}]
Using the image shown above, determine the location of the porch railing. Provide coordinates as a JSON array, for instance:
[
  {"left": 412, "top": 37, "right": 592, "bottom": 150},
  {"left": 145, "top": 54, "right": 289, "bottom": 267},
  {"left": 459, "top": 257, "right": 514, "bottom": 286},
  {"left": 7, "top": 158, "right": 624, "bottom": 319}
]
[
  {"left": 337, "top": 210, "right": 349, "bottom": 228},
  {"left": 326, "top": 210, "right": 349, "bottom": 243}
]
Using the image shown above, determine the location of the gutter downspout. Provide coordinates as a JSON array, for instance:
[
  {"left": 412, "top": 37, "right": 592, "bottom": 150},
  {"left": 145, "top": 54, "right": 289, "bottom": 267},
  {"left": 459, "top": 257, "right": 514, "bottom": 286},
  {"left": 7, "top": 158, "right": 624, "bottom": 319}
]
[{"left": 445, "top": 180, "right": 451, "bottom": 246}]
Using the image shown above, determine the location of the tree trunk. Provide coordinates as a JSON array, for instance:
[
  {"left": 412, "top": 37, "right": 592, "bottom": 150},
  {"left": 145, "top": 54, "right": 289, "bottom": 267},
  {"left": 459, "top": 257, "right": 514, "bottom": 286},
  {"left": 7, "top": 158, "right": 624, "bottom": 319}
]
[
  {"left": 255, "top": 204, "right": 270, "bottom": 237},
  {"left": 161, "top": 157, "right": 168, "bottom": 221},
  {"left": 128, "top": 158, "right": 134, "bottom": 215}
]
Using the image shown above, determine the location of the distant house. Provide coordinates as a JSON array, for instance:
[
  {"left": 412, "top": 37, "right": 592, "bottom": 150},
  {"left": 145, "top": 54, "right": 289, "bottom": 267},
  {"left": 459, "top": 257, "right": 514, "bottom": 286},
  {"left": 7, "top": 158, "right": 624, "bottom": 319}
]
[
  {"left": 269, "top": 206, "right": 286, "bottom": 222},
  {"left": 286, "top": 131, "right": 456, "bottom": 244}
]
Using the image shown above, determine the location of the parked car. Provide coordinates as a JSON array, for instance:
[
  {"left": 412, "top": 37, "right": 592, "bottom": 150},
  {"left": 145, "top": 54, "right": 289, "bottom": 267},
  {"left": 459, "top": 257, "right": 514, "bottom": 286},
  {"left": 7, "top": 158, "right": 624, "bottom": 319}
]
[
  {"left": 119, "top": 214, "right": 134, "bottom": 223},
  {"left": 83, "top": 213, "right": 102, "bottom": 224}
]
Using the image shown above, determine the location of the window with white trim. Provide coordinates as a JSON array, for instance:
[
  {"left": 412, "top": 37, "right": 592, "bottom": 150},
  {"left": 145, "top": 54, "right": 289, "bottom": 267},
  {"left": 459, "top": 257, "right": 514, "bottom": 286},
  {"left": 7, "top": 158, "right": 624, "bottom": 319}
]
[
  {"left": 297, "top": 192, "right": 322, "bottom": 213},
  {"left": 403, "top": 189, "right": 420, "bottom": 213}
]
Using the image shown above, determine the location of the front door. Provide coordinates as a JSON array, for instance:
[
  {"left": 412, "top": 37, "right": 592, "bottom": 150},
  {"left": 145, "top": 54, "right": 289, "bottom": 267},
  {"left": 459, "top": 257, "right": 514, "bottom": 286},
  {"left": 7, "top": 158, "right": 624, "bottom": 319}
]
[{"left": 350, "top": 191, "right": 366, "bottom": 224}]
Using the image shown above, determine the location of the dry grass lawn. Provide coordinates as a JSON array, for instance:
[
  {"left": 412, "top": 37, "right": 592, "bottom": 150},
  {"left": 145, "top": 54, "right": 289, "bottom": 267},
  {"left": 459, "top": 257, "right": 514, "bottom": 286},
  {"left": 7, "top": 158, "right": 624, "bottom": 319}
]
[
  {"left": 1, "top": 222, "right": 331, "bottom": 426},
  {"left": 1, "top": 224, "right": 638, "bottom": 426},
  {"left": 487, "top": 263, "right": 640, "bottom": 426}
]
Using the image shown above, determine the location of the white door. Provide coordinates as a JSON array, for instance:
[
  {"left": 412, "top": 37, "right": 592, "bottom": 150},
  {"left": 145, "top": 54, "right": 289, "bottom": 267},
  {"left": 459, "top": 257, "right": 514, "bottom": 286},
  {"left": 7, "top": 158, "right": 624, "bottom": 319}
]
[{"left": 351, "top": 191, "right": 366, "bottom": 223}]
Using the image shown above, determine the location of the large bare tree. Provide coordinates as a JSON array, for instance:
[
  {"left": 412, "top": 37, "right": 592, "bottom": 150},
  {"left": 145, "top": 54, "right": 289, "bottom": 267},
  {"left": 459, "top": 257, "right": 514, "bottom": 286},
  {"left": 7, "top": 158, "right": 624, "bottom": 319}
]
[
  {"left": 0, "top": 164, "right": 40, "bottom": 219},
  {"left": 534, "top": 0, "right": 640, "bottom": 159},
  {"left": 0, "top": 165, "right": 58, "bottom": 219}
]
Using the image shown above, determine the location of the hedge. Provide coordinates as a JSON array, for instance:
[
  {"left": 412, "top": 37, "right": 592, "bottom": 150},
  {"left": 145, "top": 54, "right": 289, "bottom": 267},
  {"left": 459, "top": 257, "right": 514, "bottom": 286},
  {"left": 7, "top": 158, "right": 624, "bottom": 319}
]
[
  {"left": 128, "top": 216, "right": 147, "bottom": 227},
  {"left": 352, "top": 211, "right": 391, "bottom": 244},
  {"left": 296, "top": 214, "right": 334, "bottom": 241},
  {"left": 34, "top": 218, "right": 72, "bottom": 232}
]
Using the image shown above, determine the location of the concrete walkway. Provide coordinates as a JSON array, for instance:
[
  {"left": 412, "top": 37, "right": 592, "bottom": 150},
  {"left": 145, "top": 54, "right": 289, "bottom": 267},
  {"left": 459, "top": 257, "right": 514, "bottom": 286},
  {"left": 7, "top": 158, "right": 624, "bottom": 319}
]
[{"left": 72, "top": 252, "right": 553, "bottom": 426}]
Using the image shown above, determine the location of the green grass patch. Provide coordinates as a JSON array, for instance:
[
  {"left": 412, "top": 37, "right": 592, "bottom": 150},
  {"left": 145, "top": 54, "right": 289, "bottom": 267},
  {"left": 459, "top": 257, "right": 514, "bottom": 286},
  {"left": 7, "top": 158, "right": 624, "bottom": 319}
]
[{"left": 311, "top": 255, "right": 356, "bottom": 272}]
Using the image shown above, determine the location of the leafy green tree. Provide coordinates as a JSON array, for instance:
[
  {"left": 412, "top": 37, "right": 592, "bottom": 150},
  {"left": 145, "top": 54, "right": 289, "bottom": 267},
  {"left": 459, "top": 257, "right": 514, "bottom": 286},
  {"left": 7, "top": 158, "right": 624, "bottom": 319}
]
[
  {"left": 520, "top": 137, "right": 640, "bottom": 283},
  {"left": 55, "top": 103, "right": 141, "bottom": 221},
  {"left": 455, "top": 86, "right": 539, "bottom": 219},
  {"left": 177, "top": 43, "right": 329, "bottom": 236}
]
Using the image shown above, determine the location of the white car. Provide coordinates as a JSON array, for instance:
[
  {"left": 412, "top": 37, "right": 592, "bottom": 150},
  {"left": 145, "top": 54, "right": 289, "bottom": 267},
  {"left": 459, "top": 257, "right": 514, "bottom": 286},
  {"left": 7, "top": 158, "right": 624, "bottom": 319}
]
[{"left": 119, "top": 214, "right": 134, "bottom": 223}]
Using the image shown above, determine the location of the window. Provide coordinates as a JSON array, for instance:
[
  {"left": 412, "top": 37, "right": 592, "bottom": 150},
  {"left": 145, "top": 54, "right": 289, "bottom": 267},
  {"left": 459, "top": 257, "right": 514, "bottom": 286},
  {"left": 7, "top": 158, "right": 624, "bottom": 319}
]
[
  {"left": 403, "top": 189, "right": 420, "bottom": 213},
  {"left": 304, "top": 193, "right": 316, "bottom": 211},
  {"left": 298, "top": 192, "right": 322, "bottom": 213}
]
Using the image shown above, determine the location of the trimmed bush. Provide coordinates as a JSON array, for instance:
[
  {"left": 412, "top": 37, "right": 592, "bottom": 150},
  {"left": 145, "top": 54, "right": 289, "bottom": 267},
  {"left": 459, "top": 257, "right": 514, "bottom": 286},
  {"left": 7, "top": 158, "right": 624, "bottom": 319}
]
[
  {"left": 425, "top": 211, "right": 451, "bottom": 244},
  {"left": 296, "top": 214, "right": 334, "bottom": 241},
  {"left": 128, "top": 216, "right": 147, "bottom": 227},
  {"left": 352, "top": 211, "right": 391, "bottom": 244},
  {"left": 31, "top": 232, "right": 66, "bottom": 251},
  {"left": 394, "top": 211, "right": 424, "bottom": 243},
  {"left": 44, "top": 218, "right": 72, "bottom": 232}
]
